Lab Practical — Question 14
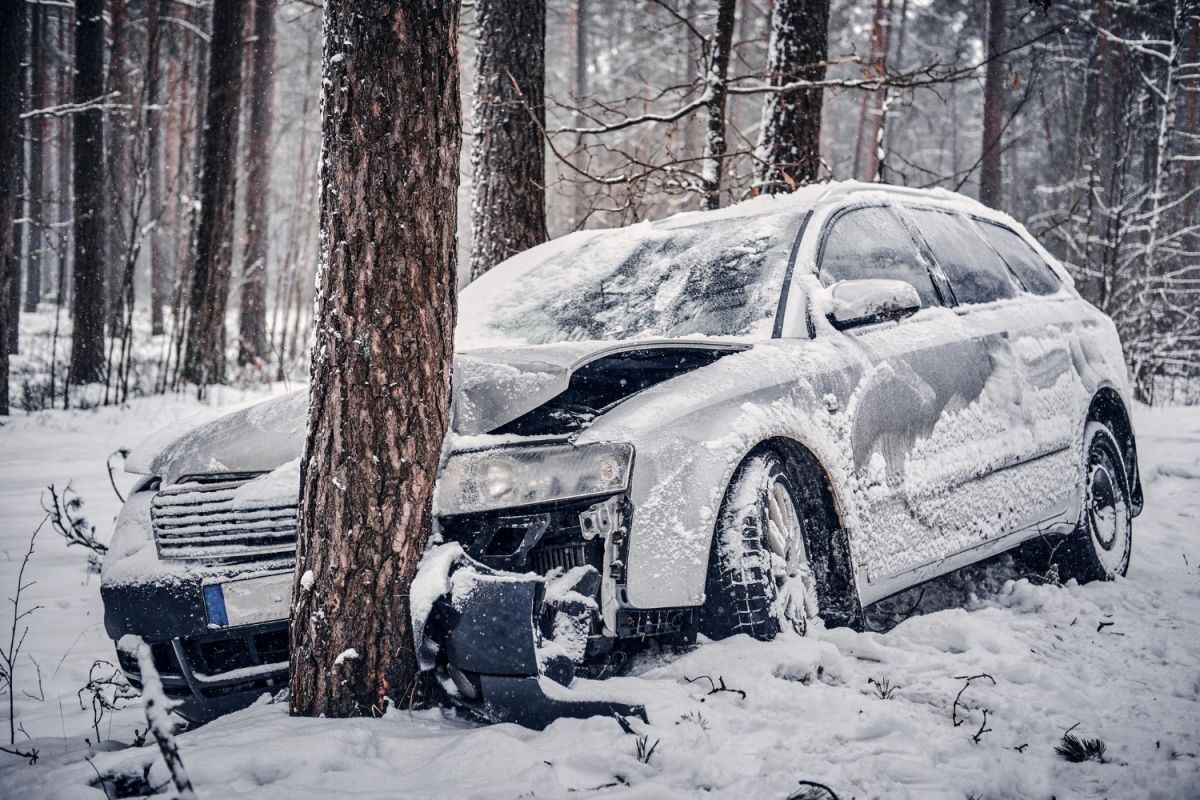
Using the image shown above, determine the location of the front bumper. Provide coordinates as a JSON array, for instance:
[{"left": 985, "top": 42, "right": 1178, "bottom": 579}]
[{"left": 104, "top": 577, "right": 289, "bottom": 722}]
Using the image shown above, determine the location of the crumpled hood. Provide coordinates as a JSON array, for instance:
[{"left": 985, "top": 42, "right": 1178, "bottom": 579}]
[{"left": 129, "top": 339, "right": 747, "bottom": 483}]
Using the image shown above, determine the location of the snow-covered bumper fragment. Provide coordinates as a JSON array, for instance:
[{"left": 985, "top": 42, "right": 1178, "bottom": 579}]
[{"left": 416, "top": 546, "right": 645, "bottom": 729}]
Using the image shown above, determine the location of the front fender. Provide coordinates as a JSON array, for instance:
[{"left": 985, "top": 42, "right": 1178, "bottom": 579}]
[{"left": 579, "top": 341, "right": 865, "bottom": 609}]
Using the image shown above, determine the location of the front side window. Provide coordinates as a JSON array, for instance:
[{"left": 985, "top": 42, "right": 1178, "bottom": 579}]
[
  {"left": 974, "top": 221, "right": 1061, "bottom": 296},
  {"left": 819, "top": 205, "right": 940, "bottom": 308},
  {"left": 905, "top": 208, "right": 1016, "bottom": 305}
]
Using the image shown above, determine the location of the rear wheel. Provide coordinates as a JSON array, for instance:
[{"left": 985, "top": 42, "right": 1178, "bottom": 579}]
[
  {"left": 1054, "top": 421, "right": 1133, "bottom": 582},
  {"left": 699, "top": 451, "right": 819, "bottom": 641}
]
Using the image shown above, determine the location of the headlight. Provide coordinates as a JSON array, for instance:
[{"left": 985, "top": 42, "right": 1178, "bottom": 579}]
[{"left": 435, "top": 442, "right": 634, "bottom": 516}]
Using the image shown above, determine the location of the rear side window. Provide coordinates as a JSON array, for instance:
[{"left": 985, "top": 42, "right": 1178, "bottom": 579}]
[
  {"left": 974, "top": 221, "right": 1061, "bottom": 296},
  {"left": 906, "top": 208, "right": 1016, "bottom": 305},
  {"left": 820, "top": 206, "right": 940, "bottom": 308}
]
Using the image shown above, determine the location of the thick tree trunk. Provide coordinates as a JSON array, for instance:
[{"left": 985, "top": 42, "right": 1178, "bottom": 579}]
[
  {"left": 980, "top": 0, "right": 1007, "bottom": 208},
  {"left": 25, "top": 4, "right": 47, "bottom": 314},
  {"left": 290, "top": 0, "right": 461, "bottom": 718},
  {"left": 105, "top": 0, "right": 130, "bottom": 334},
  {"left": 753, "top": 0, "right": 829, "bottom": 193},
  {"left": 237, "top": 0, "right": 275, "bottom": 366},
  {"left": 469, "top": 0, "right": 547, "bottom": 280},
  {"left": 0, "top": 0, "right": 23, "bottom": 411},
  {"left": 699, "top": 0, "right": 737, "bottom": 210},
  {"left": 181, "top": 0, "right": 247, "bottom": 388},
  {"left": 68, "top": 0, "right": 107, "bottom": 385}
]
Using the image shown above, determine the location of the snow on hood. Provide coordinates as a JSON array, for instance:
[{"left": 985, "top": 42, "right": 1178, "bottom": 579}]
[{"left": 127, "top": 339, "right": 747, "bottom": 483}]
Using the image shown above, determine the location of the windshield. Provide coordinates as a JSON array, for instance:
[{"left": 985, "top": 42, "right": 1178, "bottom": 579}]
[{"left": 457, "top": 211, "right": 802, "bottom": 348}]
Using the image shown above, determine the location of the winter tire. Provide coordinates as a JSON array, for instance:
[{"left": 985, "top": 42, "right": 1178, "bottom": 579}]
[
  {"left": 1055, "top": 421, "right": 1133, "bottom": 583},
  {"left": 699, "top": 451, "right": 819, "bottom": 641}
]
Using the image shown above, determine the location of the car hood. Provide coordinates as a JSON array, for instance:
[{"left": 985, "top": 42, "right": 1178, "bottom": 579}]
[{"left": 128, "top": 339, "right": 749, "bottom": 483}]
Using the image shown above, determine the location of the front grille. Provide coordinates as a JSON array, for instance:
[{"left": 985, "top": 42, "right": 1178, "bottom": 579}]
[{"left": 152, "top": 473, "right": 297, "bottom": 565}]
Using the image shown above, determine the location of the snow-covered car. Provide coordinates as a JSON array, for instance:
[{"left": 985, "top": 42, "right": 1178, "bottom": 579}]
[{"left": 101, "top": 181, "right": 1142, "bottom": 724}]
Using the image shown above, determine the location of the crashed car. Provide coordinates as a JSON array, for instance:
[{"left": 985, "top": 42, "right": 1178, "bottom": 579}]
[{"left": 102, "top": 181, "right": 1141, "bottom": 725}]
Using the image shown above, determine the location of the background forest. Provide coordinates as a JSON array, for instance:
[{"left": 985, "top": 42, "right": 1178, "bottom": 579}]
[{"left": 1, "top": 0, "right": 1197, "bottom": 415}]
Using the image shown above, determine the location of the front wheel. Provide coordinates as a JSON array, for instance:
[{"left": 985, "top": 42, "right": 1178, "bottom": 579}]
[
  {"left": 698, "top": 451, "right": 819, "bottom": 641},
  {"left": 1054, "top": 421, "right": 1133, "bottom": 582}
]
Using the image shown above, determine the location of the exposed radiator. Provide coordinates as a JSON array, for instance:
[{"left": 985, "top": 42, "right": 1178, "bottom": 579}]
[{"left": 151, "top": 474, "right": 297, "bottom": 565}]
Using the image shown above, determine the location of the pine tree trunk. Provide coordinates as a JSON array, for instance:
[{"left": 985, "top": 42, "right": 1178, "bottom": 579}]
[
  {"left": 979, "top": 0, "right": 1006, "bottom": 208},
  {"left": 570, "top": 0, "right": 589, "bottom": 229},
  {"left": 181, "top": 0, "right": 247, "bottom": 388},
  {"left": 0, "top": 0, "right": 24, "bottom": 412},
  {"left": 25, "top": 4, "right": 47, "bottom": 314},
  {"left": 753, "top": 0, "right": 829, "bottom": 193},
  {"left": 147, "top": 0, "right": 168, "bottom": 336},
  {"left": 290, "top": 0, "right": 461, "bottom": 719},
  {"left": 699, "top": 0, "right": 737, "bottom": 210},
  {"left": 5, "top": 3, "right": 25, "bottom": 357},
  {"left": 56, "top": 5, "right": 73, "bottom": 307},
  {"left": 68, "top": 0, "right": 107, "bottom": 386},
  {"left": 237, "top": 0, "right": 275, "bottom": 366},
  {"left": 855, "top": 0, "right": 890, "bottom": 182},
  {"left": 105, "top": 0, "right": 130, "bottom": 335},
  {"left": 469, "top": 0, "right": 547, "bottom": 280}
]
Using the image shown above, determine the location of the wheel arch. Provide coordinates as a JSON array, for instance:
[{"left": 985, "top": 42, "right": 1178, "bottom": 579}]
[
  {"left": 742, "top": 436, "right": 864, "bottom": 630},
  {"left": 1086, "top": 387, "right": 1143, "bottom": 516}
]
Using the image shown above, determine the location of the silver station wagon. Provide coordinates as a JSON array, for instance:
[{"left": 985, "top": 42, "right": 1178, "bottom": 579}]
[{"left": 103, "top": 181, "right": 1141, "bottom": 725}]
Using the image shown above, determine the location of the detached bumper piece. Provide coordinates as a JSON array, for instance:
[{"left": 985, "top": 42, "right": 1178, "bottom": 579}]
[{"left": 424, "top": 559, "right": 645, "bottom": 729}]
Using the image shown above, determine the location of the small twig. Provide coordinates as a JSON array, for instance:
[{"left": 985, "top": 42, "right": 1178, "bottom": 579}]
[
  {"left": 971, "top": 709, "right": 993, "bottom": 743},
  {"left": 952, "top": 673, "right": 996, "bottom": 728},
  {"left": 0, "top": 743, "right": 40, "bottom": 765},
  {"left": 106, "top": 450, "right": 130, "bottom": 503},
  {"left": 684, "top": 674, "right": 746, "bottom": 700}
]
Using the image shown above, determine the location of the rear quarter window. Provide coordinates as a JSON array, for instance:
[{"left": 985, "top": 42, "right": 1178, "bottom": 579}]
[
  {"left": 973, "top": 221, "right": 1061, "bottom": 296},
  {"left": 905, "top": 207, "right": 1017, "bottom": 305}
]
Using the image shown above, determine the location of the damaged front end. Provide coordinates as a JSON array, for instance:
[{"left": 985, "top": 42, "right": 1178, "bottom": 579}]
[
  {"left": 418, "top": 547, "right": 646, "bottom": 728},
  {"left": 422, "top": 447, "right": 663, "bottom": 727}
]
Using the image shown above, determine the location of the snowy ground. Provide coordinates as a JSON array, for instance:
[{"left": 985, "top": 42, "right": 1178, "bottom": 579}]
[{"left": 1, "top": 392, "right": 1198, "bottom": 799}]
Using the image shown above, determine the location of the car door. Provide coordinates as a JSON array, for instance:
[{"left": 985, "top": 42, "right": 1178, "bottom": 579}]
[
  {"left": 900, "top": 205, "right": 1071, "bottom": 537},
  {"left": 815, "top": 203, "right": 1000, "bottom": 585},
  {"left": 970, "top": 218, "right": 1084, "bottom": 523}
]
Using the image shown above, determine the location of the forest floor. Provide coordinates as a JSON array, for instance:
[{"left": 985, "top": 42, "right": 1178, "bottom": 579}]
[{"left": 1, "top": 388, "right": 1198, "bottom": 799}]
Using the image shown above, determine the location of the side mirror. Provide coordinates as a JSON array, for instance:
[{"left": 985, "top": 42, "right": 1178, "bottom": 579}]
[{"left": 826, "top": 279, "right": 922, "bottom": 330}]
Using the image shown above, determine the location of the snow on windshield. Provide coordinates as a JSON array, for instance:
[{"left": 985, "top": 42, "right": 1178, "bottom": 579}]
[{"left": 457, "top": 209, "right": 804, "bottom": 349}]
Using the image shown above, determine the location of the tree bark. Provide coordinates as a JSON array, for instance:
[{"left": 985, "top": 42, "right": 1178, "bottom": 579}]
[
  {"left": 25, "top": 4, "right": 47, "bottom": 314},
  {"left": 980, "top": 0, "right": 1007, "bottom": 208},
  {"left": 468, "top": 0, "right": 547, "bottom": 280},
  {"left": 6, "top": 4, "right": 26, "bottom": 357},
  {"left": 0, "top": 0, "right": 25, "bottom": 411},
  {"left": 181, "top": 0, "right": 247, "bottom": 387},
  {"left": 146, "top": 0, "right": 168, "bottom": 336},
  {"left": 854, "top": 0, "right": 890, "bottom": 182},
  {"left": 237, "top": 0, "right": 275, "bottom": 366},
  {"left": 753, "top": 0, "right": 829, "bottom": 193},
  {"left": 290, "top": 0, "right": 461, "bottom": 718},
  {"left": 56, "top": 4, "right": 73, "bottom": 307},
  {"left": 68, "top": 0, "right": 107, "bottom": 385},
  {"left": 105, "top": 0, "right": 130, "bottom": 334},
  {"left": 700, "top": 0, "right": 737, "bottom": 210}
]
